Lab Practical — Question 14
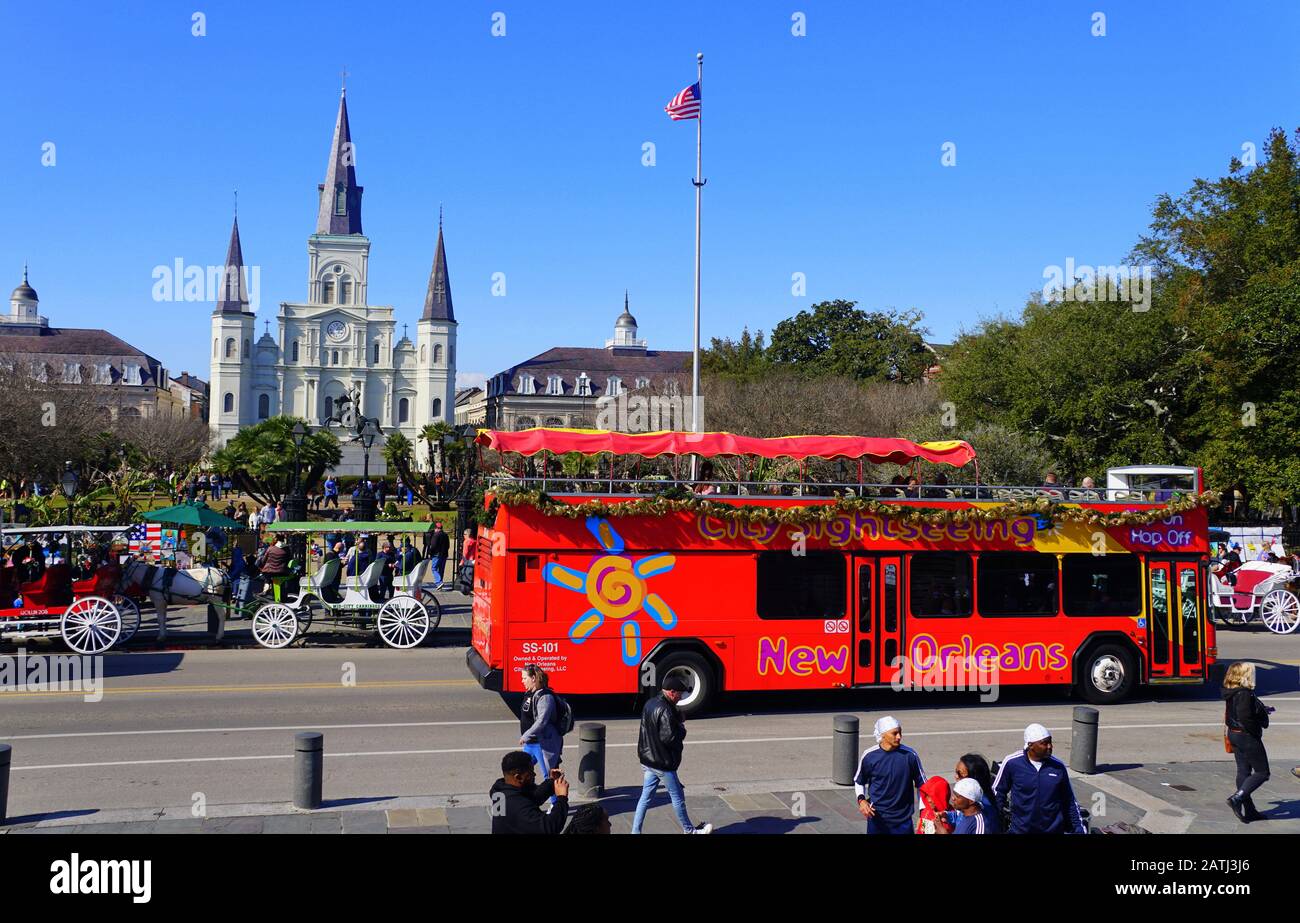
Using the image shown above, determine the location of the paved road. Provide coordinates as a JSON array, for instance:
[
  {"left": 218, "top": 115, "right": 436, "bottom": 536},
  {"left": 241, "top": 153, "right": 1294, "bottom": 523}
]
[{"left": 1, "top": 611, "right": 1298, "bottom": 825}]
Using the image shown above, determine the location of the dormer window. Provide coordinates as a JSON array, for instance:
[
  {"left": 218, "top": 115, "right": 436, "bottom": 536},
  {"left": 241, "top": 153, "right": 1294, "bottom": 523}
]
[
  {"left": 546, "top": 375, "right": 563, "bottom": 395},
  {"left": 93, "top": 363, "right": 112, "bottom": 385},
  {"left": 576, "top": 373, "right": 592, "bottom": 397},
  {"left": 606, "top": 376, "right": 622, "bottom": 397},
  {"left": 62, "top": 362, "right": 82, "bottom": 384},
  {"left": 635, "top": 377, "right": 650, "bottom": 390},
  {"left": 519, "top": 374, "right": 537, "bottom": 396},
  {"left": 123, "top": 363, "right": 142, "bottom": 385}
]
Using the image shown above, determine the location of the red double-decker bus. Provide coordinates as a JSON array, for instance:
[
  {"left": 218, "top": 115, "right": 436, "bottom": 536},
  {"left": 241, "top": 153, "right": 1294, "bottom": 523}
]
[{"left": 466, "top": 429, "right": 1215, "bottom": 715}]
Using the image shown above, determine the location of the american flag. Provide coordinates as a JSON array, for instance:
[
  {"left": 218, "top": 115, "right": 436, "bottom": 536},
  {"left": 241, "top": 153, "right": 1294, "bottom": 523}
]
[
  {"left": 664, "top": 82, "right": 701, "bottom": 120},
  {"left": 128, "top": 522, "right": 161, "bottom": 558}
]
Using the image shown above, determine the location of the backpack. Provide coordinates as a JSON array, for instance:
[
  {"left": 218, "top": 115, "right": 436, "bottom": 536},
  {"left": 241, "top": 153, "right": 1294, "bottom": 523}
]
[{"left": 537, "top": 690, "right": 575, "bottom": 735}]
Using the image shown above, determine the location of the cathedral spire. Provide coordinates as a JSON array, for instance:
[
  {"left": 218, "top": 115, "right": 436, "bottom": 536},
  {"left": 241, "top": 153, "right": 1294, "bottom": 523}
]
[
  {"left": 421, "top": 220, "right": 455, "bottom": 322},
  {"left": 316, "top": 88, "right": 364, "bottom": 235},
  {"left": 216, "top": 213, "right": 250, "bottom": 315}
]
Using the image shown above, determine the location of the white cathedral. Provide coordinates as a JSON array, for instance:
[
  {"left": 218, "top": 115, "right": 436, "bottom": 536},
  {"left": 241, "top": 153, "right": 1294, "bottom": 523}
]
[{"left": 209, "top": 88, "right": 457, "bottom": 475}]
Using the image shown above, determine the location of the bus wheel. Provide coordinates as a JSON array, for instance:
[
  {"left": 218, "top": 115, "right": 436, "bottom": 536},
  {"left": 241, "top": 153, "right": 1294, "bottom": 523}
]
[
  {"left": 652, "top": 651, "right": 715, "bottom": 718},
  {"left": 1077, "top": 644, "right": 1135, "bottom": 705}
]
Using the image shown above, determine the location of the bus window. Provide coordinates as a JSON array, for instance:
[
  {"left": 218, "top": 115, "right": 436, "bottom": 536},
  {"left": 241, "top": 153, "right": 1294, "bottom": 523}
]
[
  {"left": 977, "top": 552, "right": 1058, "bottom": 617},
  {"left": 908, "top": 551, "right": 973, "bottom": 617},
  {"left": 1180, "top": 569, "right": 1200, "bottom": 664},
  {"left": 757, "top": 551, "right": 846, "bottom": 620},
  {"left": 1062, "top": 554, "right": 1141, "bottom": 616}
]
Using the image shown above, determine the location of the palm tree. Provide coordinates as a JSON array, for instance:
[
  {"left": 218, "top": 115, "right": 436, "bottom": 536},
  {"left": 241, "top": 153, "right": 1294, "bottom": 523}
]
[{"left": 420, "top": 422, "right": 456, "bottom": 476}]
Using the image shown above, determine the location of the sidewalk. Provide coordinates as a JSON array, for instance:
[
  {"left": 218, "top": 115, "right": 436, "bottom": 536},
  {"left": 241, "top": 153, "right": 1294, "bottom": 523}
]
[{"left": 4, "top": 762, "right": 1295, "bottom": 834}]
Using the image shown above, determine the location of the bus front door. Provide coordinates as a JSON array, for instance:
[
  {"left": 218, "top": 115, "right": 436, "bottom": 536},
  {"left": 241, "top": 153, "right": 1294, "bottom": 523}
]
[
  {"left": 853, "top": 555, "right": 904, "bottom": 685},
  {"left": 1146, "top": 558, "right": 1206, "bottom": 683}
]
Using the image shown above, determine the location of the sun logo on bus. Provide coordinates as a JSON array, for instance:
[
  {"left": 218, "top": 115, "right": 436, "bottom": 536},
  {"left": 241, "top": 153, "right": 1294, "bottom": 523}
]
[{"left": 543, "top": 516, "right": 678, "bottom": 666}]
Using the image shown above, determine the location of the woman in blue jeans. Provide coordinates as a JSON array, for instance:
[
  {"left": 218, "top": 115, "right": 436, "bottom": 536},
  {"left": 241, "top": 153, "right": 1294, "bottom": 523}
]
[
  {"left": 518, "top": 665, "right": 563, "bottom": 777},
  {"left": 631, "top": 676, "right": 712, "bottom": 834}
]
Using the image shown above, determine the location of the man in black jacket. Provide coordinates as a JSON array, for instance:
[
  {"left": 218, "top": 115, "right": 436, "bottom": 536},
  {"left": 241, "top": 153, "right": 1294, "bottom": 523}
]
[
  {"left": 630, "top": 676, "right": 712, "bottom": 834},
  {"left": 489, "top": 750, "right": 570, "bottom": 835}
]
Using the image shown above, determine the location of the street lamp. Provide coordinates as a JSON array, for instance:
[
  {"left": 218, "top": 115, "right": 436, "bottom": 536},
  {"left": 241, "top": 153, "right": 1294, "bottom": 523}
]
[
  {"left": 59, "top": 461, "right": 79, "bottom": 528},
  {"left": 353, "top": 419, "right": 380, "bottom": 521},
  {"left": 284, "top": 422, "right": 309, "bottom": 522}
]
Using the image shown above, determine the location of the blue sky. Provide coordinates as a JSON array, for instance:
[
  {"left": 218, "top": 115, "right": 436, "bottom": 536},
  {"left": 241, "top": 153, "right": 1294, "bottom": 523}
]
[{"left": 4, "top": 1, "right": 1299, "bottom": 387}]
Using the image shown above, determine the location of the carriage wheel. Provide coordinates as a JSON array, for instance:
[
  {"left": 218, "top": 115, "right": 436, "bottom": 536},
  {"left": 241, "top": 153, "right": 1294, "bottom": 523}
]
[
  {"left": 112, "top": 595, "right": 142, "bottom": 645},
  {"left": 252, "top": 603, "right": 301, "bottom": 649},
  {"left": 1260, "top": 589, "right": 1300, "bottom": 634},
  {"left": 377, "top": 595, "right": 430, "bottom": 649},
  {"left": 61, "top": 596, "right": 123, "bottom": 655}
]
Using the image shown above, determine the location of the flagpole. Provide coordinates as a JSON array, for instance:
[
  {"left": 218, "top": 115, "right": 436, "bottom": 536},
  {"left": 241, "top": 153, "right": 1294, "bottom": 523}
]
[{"left": 691, "top": 52, "right": 704, "bottom": 436}]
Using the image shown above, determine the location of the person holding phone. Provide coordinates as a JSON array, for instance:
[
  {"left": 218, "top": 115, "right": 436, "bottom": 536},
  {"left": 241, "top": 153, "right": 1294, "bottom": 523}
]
[{"left": 489, "top": 750, "right": 570, "bottom": 835}]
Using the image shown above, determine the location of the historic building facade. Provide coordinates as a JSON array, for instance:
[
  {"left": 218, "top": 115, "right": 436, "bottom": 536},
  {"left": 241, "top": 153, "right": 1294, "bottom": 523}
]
[
  {"left": 485, "top": 296, "right": 690, "bottom": 432},
  {"left": 209, "top": 89, "right": 458, "bottom": 473},
  {"left": 1, "top": 269, "right": 189, "bottom": 419}
]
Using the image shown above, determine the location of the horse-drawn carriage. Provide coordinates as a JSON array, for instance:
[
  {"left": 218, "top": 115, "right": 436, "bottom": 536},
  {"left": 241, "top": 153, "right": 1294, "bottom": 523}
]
[
  {"left": 245, "top": 521, "right": 444, "bottom": 649},
  {"left": 0, "top": 525, "right": 145, "bottom": 653},
  {"left": 1209, "top": 560, "right": 1300, "bottom": 634}
]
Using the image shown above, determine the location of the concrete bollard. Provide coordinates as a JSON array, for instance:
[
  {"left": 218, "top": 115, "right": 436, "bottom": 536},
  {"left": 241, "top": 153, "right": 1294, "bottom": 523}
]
[
  {"left": 576, "top": 723, "right": 606, "bottom": 798},
  {"left": 832, "top": 715, "right": 860, "bottom": 786},
  {"left": 294, "top": 732, "right": 324, "bottom": 810},
  {"left": 0, "top": 743, "right": 10, "bottom": 824},
  {"left": 1071, "top": 706, "right": 1099, "bottom": 774}
]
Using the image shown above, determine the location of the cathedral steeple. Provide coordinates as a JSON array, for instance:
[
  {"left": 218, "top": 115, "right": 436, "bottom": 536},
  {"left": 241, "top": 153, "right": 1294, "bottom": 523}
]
[
  {"left": 421, "top": 215, "right": 455, "bottom": 322},
  {"left": 215, "top": 214, "right": 250, "bottom": 315},
  {"left": 316, "top": 88, "right": 364, "bottom": 235}
]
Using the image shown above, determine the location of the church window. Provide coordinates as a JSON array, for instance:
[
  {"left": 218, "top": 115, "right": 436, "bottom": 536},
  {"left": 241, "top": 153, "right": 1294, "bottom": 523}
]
[
  {"left": 213, "top": 338, "right": 218, "bottom": 357},
  {"left": 373, "top": 342, "right": 380, "bottom": 364},
  {"left": 399, "top": 397, "right": 410, "bottom": 424},
  {"left": 340, "top": 277, "right": 352, "bottom": 304},
  {"left": 546, "top": 375, "right": 563, "bottom": 395},
  {"left": 225, "top": 338, "right": 235, "bottom": 359},
  {"left": 243, "top": 339, "right": 250, "bottom": 359},
  {"left": 576, "top": 373, "right": 592, "bottom": 397},
  {"left": 335, "top": 186, "right": 347, "bottom": 215},
  {"left": 432, "top": 398, "right": 442, "bottom": 418},
  {"left": 258, "top": 393, "right": 270, "bottom": 420},
  {"left": 420, "top": 345, "right": 426, "bottom": 363},
  {"left": 223, "top": 392, "right": 234, "bottom": 414},
  {"left": 433, "top": 344, "right": 443, "bottom": 364},
  {"left": 292, "top": 340, "right": 300, "bottom": 363},
  {"left": 332, "top": 350, "right": 340, "bottom": 365},
  {"left": 322, "top": 277, "right": 335, "bottom": 304}
]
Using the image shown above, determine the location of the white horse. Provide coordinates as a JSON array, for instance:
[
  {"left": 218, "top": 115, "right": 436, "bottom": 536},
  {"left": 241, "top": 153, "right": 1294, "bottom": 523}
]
[{"left": 123, "top": 561, "right": 207, "bottom": 641}]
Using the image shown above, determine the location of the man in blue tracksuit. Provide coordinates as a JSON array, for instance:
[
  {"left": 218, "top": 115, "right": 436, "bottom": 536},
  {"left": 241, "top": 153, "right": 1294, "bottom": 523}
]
[
  {"left": 854, "top": 716, "right": 926, "bottom": 834},
  {"left": 993, "top": 723, "right": 1086, "bottom": 834}
]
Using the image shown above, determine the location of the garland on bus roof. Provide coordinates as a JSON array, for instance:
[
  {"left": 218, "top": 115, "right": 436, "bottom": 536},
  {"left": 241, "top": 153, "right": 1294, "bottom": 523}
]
[{"left": 485, "top": 487, "right": 1220, "bottom": 529}]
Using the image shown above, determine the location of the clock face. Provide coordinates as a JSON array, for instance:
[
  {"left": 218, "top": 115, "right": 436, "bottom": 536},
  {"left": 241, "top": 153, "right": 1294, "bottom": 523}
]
[{"left": 326, "top": 320, "right": 348, "bottom": 342}]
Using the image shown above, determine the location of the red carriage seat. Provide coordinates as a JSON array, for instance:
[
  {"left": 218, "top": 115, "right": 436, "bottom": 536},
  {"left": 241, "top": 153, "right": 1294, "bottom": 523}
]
[
  {"left": 19, "top": 562, "right": 73, "bottom": 607},
  {"left": 73, "top": 563, "right": 121, "bottom": 598},
  {"left": 1230, "top": 568, "right": 1271, "bottom": 611}
]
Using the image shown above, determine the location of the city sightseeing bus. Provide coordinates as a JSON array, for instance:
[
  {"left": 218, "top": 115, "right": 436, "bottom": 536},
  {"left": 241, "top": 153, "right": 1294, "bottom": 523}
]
[{"left": 466, "top": 429, "right": 1215, "bottom": 716}]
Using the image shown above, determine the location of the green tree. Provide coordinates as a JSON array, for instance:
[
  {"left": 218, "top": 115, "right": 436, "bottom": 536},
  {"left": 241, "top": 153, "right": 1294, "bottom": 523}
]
[
  {"left": 767, "top": 300, "right": 932, "bottom": 382},
  {"left": 210, "top": 416, "right": 341, "bottom": 506},
  {"left": 700, "top": 327, "right": 772, "bottom": 381}
]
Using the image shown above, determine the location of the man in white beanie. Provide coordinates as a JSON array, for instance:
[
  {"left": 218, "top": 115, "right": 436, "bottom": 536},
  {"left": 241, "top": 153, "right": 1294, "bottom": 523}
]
[
  {"left": 853, "top": 716, "right": 927, "bottom": 834},
  {"left": 992, "top": 723, "right": 1085, "bottom": 834},
  {"left": 933, "top": 777, "right": 993, "bottom": 834}
]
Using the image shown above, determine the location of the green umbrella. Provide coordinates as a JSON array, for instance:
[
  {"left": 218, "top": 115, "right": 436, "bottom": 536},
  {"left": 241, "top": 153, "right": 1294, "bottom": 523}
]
[{"left": 142, "top": 501, "right": 243, "bottom": 530}]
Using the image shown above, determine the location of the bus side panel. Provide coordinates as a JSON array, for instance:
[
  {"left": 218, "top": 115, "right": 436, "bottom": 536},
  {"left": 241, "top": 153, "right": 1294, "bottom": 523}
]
[{"left": 471, "top": 525, "right": 507, "bottom": 673}]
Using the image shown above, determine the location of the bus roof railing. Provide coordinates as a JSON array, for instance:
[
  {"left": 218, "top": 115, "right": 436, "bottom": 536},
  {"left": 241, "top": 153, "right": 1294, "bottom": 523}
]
[{"left": 485, "top": 476, "right": 1194, "bottom": 505}]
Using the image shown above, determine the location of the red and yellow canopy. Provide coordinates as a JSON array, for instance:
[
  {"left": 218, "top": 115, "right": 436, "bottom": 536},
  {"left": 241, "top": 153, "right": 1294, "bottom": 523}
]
[{"left": 475, "top": 428, "right": 976, "bottom": 467}]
